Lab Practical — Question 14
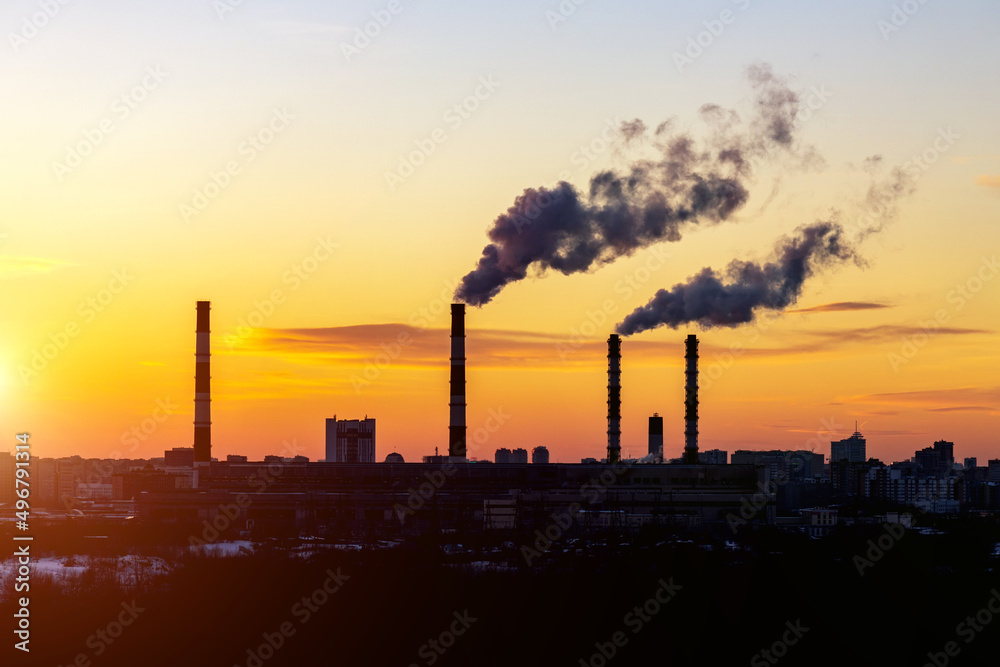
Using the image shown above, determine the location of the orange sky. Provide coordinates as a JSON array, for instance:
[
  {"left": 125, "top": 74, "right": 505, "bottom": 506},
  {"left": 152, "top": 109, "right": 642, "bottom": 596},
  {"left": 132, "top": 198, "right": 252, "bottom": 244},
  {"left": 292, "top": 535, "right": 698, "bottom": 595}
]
[{"left": 2, "top": 1, "right": 998, "bottom": 466}]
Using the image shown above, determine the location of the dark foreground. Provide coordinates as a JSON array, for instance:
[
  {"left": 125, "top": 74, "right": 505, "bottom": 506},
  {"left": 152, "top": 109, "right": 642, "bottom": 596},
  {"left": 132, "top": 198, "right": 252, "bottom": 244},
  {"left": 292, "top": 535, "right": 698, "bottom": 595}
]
[{"left": 3, "top": 523, "right": 1000, "bottom": 667}]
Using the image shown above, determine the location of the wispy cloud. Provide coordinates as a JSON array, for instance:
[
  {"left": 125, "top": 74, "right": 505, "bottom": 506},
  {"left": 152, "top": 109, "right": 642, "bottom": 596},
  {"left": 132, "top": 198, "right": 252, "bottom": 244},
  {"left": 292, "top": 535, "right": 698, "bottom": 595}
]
[
  {"left": 235, "top": 325, "right": 615, "bottom": 370},
  {"left": 839, "top": 387, "right": 1000, "bottom": 415},
  {"left": 230, "top": 321, "right": 993, "bottom": 371},
  {"left": 727, "top": 324, "right": 990, "bottom": 358},
  {"left": 787, "top": 301, "right": 892, "bottom": 314},
  {"left": 950, "top": 155, "right": 1000, "bottom": 164},
  {"left": 975, "top": 174, "right": 1000, "bottom": 188},
  {"left": 0, "top": 256, "right": 69, "bottom": 278}
]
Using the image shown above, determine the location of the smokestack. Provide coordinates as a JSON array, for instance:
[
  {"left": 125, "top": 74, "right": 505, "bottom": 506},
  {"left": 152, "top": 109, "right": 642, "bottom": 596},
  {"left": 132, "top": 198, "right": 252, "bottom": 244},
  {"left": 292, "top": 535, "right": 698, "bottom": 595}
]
[
  {"left": 449, "top": 304, "right": 467, "bottom": 458},
  {"left": 194, "top": 301, "right": 211, "bottom": 464},
  {"left": 607, "top": 334, "right": 621, "bottom": 464},
  {"left": 648, "top": 413, "right": 663, "bottom": 460},
  {"left": 683, "top": 334, "right": 698, "bottom": 464}
]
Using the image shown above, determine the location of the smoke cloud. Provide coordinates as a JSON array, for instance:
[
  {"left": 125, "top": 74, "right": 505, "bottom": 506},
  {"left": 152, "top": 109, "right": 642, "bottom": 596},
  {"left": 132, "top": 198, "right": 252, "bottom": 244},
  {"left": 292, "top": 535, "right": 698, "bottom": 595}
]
[
  {"left": 455, "top": 64, "right": 809, "bottom": 307},
  {"left": 615, "top": 221, "right": 861, "bottom": 335},
  {"left": 853, "top": 155, "right": 918, "bottom": 240}
]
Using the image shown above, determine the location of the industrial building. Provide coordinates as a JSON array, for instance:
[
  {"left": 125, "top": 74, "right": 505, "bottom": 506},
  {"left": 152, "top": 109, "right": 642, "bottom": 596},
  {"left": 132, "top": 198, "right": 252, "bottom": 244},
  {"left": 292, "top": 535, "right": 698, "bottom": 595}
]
[{"left": 126, "top": 302, "right": 775, "bottom": 538}]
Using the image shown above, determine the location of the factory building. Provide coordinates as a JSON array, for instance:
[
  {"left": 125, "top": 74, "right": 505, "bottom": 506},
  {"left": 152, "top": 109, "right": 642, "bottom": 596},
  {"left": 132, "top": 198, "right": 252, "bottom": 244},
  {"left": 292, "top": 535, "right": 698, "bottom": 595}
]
[
  {"left": 133, "top": 303, "right": 776, "bottom": 539},
  {"left": 138, "top": 459, "right": 772, "bottom": 538}
]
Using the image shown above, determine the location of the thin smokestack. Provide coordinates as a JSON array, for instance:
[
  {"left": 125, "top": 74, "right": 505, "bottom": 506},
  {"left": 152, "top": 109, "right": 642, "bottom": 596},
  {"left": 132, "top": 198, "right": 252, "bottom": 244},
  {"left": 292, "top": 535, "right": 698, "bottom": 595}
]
[
  {"left": 607, "top": 334, "right": 622, "bottom": 464},
  {"left": 194, "top": 301, "right": 211, "bottom": 464},
  {"left": 449, "top": 304, "right": 467, "bottom": 458},
  {"left": 683, "top": 335, "right": 698, "bottom": 464}
]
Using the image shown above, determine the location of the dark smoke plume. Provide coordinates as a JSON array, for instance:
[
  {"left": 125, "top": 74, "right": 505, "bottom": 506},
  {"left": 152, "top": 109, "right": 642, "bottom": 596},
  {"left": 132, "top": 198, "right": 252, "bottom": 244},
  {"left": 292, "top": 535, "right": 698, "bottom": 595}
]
[
  {"left": 455, "top": 64, "right": 808, "bottom": 306},
  {"left": 615, "top": 221, "right": 861, "bottom": 335}
]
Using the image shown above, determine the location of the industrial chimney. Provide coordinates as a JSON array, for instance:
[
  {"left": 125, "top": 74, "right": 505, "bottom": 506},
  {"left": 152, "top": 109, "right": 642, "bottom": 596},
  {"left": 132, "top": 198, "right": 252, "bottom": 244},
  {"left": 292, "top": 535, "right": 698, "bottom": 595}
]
[
  {"left": 683, "top": 334, "right": 698, "bottom": 464},
  {"left": 449, "top": 304, "right": 467, "bottom": 458},
  {"left": 194, "top": 301, "right": 211, "bottom": 464},
  {"left": 648, "top": 413, "right": 663, "bottom": 460},
  {"left": 607, "top": 334, "right": 622, "bottom": 464}
]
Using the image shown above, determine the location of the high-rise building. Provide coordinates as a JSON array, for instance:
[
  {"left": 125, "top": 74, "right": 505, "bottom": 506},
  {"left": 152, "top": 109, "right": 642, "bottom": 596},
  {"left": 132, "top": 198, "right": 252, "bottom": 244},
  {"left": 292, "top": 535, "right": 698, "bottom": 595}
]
[
  {"left": 831, "top": 428, "right": 866, "bottom": 463},
  {"left": 988, "top": 459, "right": 1000, "bottom": 483},
  {"left": 495, "top": 448, "right": 512, "bottom": 464},
  {"left": 914, "top": 441, "right": 955, "bottom": 475},
  {"left": 531, "top": 446, "right": 550, "bottom": 464},
  {"left": 933, "top": 440, "right": 955, "bottom": 469},
  {"left": 325, "top": 417, "right": 376, "bottom": 463},
  {"left": 914, "top": 447, "right": 939, "bottom": 474}
]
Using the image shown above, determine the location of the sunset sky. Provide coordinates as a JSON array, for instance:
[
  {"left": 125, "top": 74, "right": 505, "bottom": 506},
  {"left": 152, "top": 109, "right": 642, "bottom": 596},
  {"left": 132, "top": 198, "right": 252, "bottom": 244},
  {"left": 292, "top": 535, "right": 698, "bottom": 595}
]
[{"left": 2, "top": 0, "right": 998, "bottom": 465}]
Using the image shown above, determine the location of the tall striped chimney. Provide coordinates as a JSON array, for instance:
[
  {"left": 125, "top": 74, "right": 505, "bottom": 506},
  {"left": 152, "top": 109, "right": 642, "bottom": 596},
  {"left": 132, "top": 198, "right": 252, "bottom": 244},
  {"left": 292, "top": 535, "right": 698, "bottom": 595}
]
[
  {"left": 194, "top": 301, "right": 211, "bottom": 464},
  {"left": 683, "top": 334, "right": 698, "bottom": 464},
  {"left": 448, "top": 304, "right": 467, "bottom": 458},
  {"left": 607, "top": 334, "right": 622, "bottom": 464}
]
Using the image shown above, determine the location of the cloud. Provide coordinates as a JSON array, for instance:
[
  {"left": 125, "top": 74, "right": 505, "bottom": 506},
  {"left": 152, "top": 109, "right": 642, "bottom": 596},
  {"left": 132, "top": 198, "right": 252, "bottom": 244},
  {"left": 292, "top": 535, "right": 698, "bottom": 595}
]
[
  {"left": 975, "top": 174, "right": 1000, "bottom": 189},
  {"left": 264, "top": 20, "right": 352, "bottom": 36},
  {"left": 787, "top": 301, "right": 892, "bottom": 313},
  {"left": 800, "top": 324, "right": 988, "bottom": 342},
  {"left": 950, "top": 155, "right": 1000, "bottom": 165},
  {"left": 719, "top": 324, "right": 990, "bottom": 359},
  {"left": 234, "top": 320, "right": 992, "bottom": 373},
  {"left": 0, "top": 256, "right": 69, "bottom": 278},
  {"left": 839, "top": 387, "right": 1000, "bottom": 414},
  {"left": 859, "top": 429, "right": 928, "bottom": 437},
  {"left": 236, "top": 325, "right": 618, "bottom": 370}
]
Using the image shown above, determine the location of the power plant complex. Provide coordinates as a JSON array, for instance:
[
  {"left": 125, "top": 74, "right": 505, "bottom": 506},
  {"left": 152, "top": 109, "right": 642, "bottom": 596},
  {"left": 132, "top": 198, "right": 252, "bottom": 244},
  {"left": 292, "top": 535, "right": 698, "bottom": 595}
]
[{"left": 130, "top": 301, "right": 772, "bottom": 540}]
